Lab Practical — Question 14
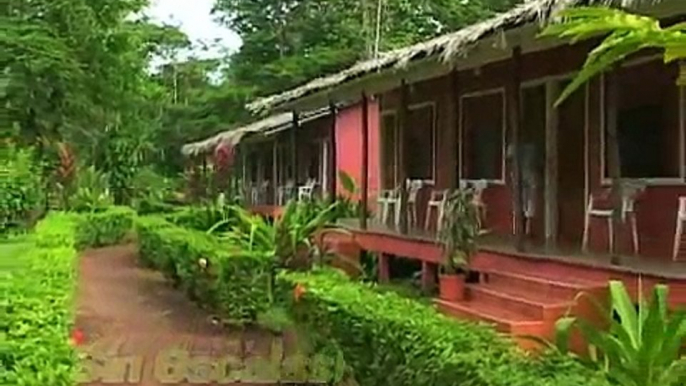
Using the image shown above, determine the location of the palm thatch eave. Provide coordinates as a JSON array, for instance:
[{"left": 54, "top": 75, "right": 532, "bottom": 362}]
[{"left": 246, "top": 0, "right": 672, "bottom": 114}]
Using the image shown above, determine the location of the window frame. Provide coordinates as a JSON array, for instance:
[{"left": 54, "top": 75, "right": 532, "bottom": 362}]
[
  {"left": 459, "top": 87, "right": 507, "bottom": 184},
  {"left": 599, "top": 56, "right": 686, "bottom": 186}
]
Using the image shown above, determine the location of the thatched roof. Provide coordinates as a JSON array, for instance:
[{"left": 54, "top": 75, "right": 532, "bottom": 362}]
[
  {"left": 181, "top": 107, "right": 331, "bottom": 157},
  {"left": 247, "top": 0, "right": 668, "bottom": 114}
]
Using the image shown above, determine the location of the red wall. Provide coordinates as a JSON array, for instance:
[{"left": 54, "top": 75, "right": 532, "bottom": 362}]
[{"left": 335, "top": 100, "right": 380, "bottom": 206}]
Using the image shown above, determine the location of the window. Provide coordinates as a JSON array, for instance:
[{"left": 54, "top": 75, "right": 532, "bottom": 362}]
[
  {"left": 462, "top": 91, "right": 505, "bottom": 180},
  {"left": 407, "top": 103, "right": 436, "bottom": 180},
  {"left": 604, "top": 60, "right": 681, "bottom": 179},
  {"left": 380, "top": 113, "right": 398, "bottom": 188}
]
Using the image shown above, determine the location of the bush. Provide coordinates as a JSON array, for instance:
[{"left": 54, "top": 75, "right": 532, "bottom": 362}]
[
  {"left": 1, "top": 214, "right": 79, "bottom": 385},
  {"left": 278, "top": 270, "right": 611, "bottom": 386},
  {"left": 163, "top": 204, "right": 231, "bottom": 232},
  {"left": 74, "top": 206, "right": 135, "bottom": 248},
  {"left": 0, "top": 146, "right": 43, "bottom": 232},
  {"left": 135, "top": 215, "right": 273, "bottom": 323}
]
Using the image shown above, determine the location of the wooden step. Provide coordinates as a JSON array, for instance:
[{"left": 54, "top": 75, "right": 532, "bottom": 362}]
[
  {"left": 466, "top": 284, "right": 572, "bottom": 320},
  {"left": 483, "top": 269, "right": 603, "bottom": 300},
  {"left": 473, "top": 251, "right": 610, "bottom": 283},
  {"left": 434, "top": 298, "right": 545, "bottom": 336}
]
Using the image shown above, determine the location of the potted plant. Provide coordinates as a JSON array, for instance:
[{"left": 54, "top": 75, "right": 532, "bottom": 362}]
[{"left": 437, "top": 188, "right": 480, "bottom": 301}]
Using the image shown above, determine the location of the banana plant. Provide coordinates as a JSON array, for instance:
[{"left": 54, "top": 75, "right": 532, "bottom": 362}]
[{"left": 554, "top": 280, "right": 686, "bottom": 386}]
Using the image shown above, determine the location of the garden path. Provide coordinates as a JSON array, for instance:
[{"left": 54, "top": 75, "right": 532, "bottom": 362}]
[{"left": 75, "top": 245, "right": 287, "bottom": 386}]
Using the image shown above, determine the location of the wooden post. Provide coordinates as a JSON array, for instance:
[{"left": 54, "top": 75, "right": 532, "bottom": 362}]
[
  {"left": 272, "top": 140, "right": 278, "bottom": 205},
  {"left": 360, "top": 93, "right": 370, "bottom": 230},
  {"left": 291, "top": 111, "right": 300, "bottom": 184},
  {"left": 398, "top": 80, "right": 410, "bottom": 234},
  {"left": 450, "top": 68, "right": 460, "bottom": 188},
  {"left": 605, "top": 70, "right": 622, "bottom": 257},
  {"left": 508, "top": 46, "right": 525, "bottom": 251},
  {"left": 545, "top": 81, "right": 560, "bottom": 247},
  {"left": 328, "top": 102, "right": 338, "bottom": 201}
]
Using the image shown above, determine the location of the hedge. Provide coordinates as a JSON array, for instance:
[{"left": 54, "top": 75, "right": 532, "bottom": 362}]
[
  {"left": 74, "top": 206, "right": 135, "bottom": 248},
  {"left": 1, "top": 208, "right": 135, "bottom": 385},
  {"left": 135, "top": 215, "right": 273, "bottom": 323},
  {"left": 278, "top": 269, "right": 611, "bottom": 386}
]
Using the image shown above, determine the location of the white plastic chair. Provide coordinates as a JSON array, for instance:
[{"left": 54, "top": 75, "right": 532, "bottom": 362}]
[
  {"left": 582, "top": 181, "right": 645, "bottom": 254},
  {"left": 425, "top": 189, "right": 449, "bottom": 233},
  {"left": 672, "top": 197, "right": 686, "bottom": 261}
]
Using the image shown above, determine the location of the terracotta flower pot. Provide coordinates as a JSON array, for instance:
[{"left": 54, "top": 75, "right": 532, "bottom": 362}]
[{"left": 439, "top": 273, "right": 465, "bottom": 301}]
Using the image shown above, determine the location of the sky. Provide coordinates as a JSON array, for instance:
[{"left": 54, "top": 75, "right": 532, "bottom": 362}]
[{"left": 145, "top": 0, "right": 242, "bottom": 61}]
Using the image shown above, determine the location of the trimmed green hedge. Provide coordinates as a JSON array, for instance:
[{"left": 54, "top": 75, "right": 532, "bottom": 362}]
[
  {"left": 135, "top": 215, "right": 273, "bottom": 323},
  {"left": 1, "top": 213, "right": 78, "bottom": 385},
  {"left": 278, "top": 270, "right": 611, "bottom": 386},
  {"left": 2, "top": 208, "right": 135, "bottom": 385},
  {"left": 74, "top": 206, "right": 135, "bottom": 248}
]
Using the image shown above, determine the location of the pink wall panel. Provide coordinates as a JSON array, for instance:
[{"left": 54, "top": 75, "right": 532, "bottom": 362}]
[{"left": 335, "top": 100, "right": 380, "bottom": 207}]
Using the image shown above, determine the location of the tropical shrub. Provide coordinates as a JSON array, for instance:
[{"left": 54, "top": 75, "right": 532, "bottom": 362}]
[
  {"left": 135, "top": 215, "right": 273, "bottom": 323},
  {"left": 214, "top": 200, "right": 341, "bottom": 270},
  {"left": 554, "top": 280, "right": 686, "bottom": 386},
  {"left": 130, "top": 166, "right": 180, "bottom": 215},
  {"left": 165, "top": 202, "right": 233, "bottom": 232},
  {"left": 69, "top": 165, "right": 113, "bottom": 212},
  {"left": 74, "top": 206, "right": 135, "bottom": 249},
  {"left": 0, "top": 211, "right": 101, "bottom": 385},
  {"left": 277, "top": 269, "right": 612, "bottom": 386},
  {"left": 0, "top": 146, "right": 43, "bottom": 232},
  {"left": 438, "top": 188, "right": 480, "bottom": 274}
]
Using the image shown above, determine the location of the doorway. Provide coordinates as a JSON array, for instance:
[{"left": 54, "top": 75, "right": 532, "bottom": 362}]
[
  {"left": 557, "top": 81, "right": 586, "bottom": 246},
  {"left": 521, "top": 84, "right": 547, "bottom": 242}
]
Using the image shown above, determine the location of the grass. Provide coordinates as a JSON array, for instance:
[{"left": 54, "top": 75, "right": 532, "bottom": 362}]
[{"left": 0, "top": 236, "right": 31, "bottom": 274}]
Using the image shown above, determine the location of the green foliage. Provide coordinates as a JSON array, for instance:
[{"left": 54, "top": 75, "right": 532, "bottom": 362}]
[
  {"left": 438, "top": 189, "right": 480, "bottom": 273},
  {"left": 74, "top": 206, "right": 135, "bottom": 249},
  {"left": 135, "top": 215, "right": 273, "bottom": 323},
  {"left": 541, "top": 7, "right": 686, "bottom": 105},
  {"left": 554, "top": 280, "right": 686, "bottom": 386},
  {"left": 215, "top": 200, "right": 340, "bottom": 270},
  {"left": 0, "top": 214, "right": 82, "bottom": 385},
  {"left": 0, "top": 146, "right": 43, "bottom": 232},
  {"left": 130, "top": 166, "right": 180, "bottom": 214},
  {"left": 278, "top": 269, "right": 611, "bottom": 386},
  {"left": 69, "top": 165, "right": 114, "bottom": 212},
  {"left": 164, "top": 203, "right": 233, "bottom": 232}
]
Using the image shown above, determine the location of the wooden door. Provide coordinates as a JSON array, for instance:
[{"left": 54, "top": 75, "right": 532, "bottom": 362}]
[{"left": 557, "top": 81, "right": 586, "bottom": 246}]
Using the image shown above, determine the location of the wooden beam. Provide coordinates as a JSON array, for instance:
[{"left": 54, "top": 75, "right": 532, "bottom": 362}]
[
  {"left": 508, "top": 46, "right": 525, "bottom": 251},
  {"left": 605, "top": 69, "right": 622, "bottom": 257},
  {"left": 328, "top": 102, "right": 338, "bottom": 200},
  {"left": 450, "top": 68, "right": 460, "bottom": 188},
  {"left": 360, "top": 93, "right": 370, "bottom": 230},
  {"left": 544, "top": 81, "right": 560, "bottom": 247},
  {"left": 398, "top": 81, "right": 409, "bottom": 234},
  {"left": 291, "top": 112, "right": 299, "bottom": 184},
  {"left": 272, "top": 140, "right": 278, "bottom": 205}
]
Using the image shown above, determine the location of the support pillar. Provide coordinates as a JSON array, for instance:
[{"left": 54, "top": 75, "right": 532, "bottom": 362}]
[
  {"left": 545, "top": 81, "right": 560, "bottom": 247},
  {"left": 378, "top": 253, "right": 391, "bottom": 283},
  {"left": 291, "top": 112, "right": 300, "bottom": 184},
  {"left": 360, "top": 93, "right": 370, "bottom": 230},
  {"left": 421, "top": 262, "right": 437, "bottom": 294},
  {"left": 508, "top": 46, "right": 525, "bottom": 251},
  {"left": 398, "top": 81, "right": 409, "bottom": 234},
  {"left": 328, "top": 102, "right": 338, "bottom": 201}
]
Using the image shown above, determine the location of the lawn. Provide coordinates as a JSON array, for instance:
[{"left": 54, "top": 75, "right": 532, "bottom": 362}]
[{"left": 0, "top": 237, "right": 31, "bottom": 274}]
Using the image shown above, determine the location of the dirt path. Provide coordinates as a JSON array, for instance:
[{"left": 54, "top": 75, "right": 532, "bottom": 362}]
[{"left": 75, "top": 245, "right": 292, "bottom": 386}]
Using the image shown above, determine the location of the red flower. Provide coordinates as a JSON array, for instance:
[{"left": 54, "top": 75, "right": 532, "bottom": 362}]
[
  {"left": 69, "top": 329, "right": 86, "bottom": 346},
  {"left": 293, "top": 283, "right": 306, "bottom": 302}
]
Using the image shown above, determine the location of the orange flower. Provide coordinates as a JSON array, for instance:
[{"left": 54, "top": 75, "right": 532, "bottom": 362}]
[
  {"left": 293, "top": 283, "right": 306, "bottom": 302},
  {"left": 69, "top": 329, "right": 85, "bottom": 346}
]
